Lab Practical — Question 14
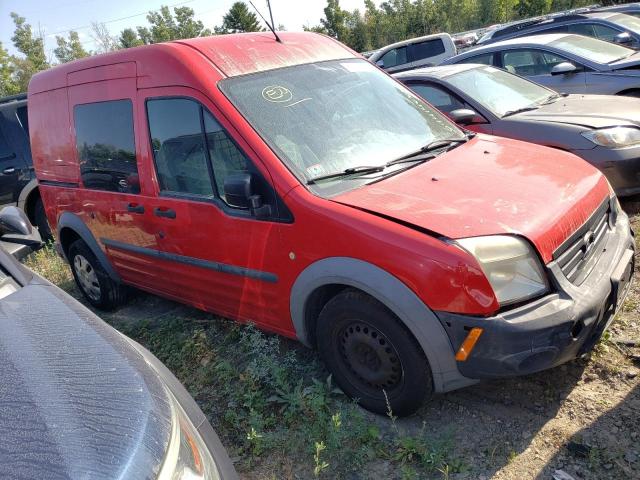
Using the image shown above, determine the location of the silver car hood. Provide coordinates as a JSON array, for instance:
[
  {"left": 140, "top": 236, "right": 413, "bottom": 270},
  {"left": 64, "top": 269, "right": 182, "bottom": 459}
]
[
  {"left": 0, "top": 281, "right": 172, "bottom": 479},
  {"left": 514, "top": 94, "right": 640, "bottom": 129}
]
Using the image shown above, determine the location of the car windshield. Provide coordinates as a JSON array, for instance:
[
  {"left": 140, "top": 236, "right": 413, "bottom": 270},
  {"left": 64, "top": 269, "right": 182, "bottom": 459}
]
[
  {"left": 609, "top": 13, "right": 640, "bottom": 34},
  {"left": 447, "top": 66, "right": 554, "bottom": 117},
  {"left": 550, "top": 35, "right": 634, "bottom": 63},
  {"left": 220, "top": 59, "right": 464, "bottom": 195}
]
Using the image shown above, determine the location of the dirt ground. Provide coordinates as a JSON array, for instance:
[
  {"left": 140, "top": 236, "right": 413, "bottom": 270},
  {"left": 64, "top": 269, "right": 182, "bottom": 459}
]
[{"left": 26, "top": 196, "right": 640, "bottom": 480}]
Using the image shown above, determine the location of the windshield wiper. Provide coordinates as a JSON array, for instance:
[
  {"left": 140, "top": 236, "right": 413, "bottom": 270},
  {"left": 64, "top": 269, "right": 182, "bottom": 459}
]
[
  {"left": 385, "top": 138, "right": 467, "bottom": 167},
  {"left": 306, "top": 165, "right": 385, "bottom": 185},
  {"left": 502, "top": 105, "right": 539, "bottom": 118},
  {"left": 608, "top": 52, "right": 635, "bottom": 64}
]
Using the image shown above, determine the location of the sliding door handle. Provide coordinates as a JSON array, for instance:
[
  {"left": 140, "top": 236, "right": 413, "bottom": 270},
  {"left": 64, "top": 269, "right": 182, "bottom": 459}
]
[
  {"left": 154, "top": 207, "right": 176, "bottom": 219},
  {"left": 127, "top": 203, "right": 145, "bottom": 214}
]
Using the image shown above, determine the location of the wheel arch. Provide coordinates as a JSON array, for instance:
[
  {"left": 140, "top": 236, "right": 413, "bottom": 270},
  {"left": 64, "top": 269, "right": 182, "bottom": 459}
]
[
  {"left": 17, "top": 178, "right": 40, "bottom": 223},
  {"left": 616, "top": 88, "right": 640, "bottom": 97},
  {"left": 290, "top": 257, "right": 477, "bottom": 393},
  {"left": 57, "top": 212, "right": 121, "bottom": 283}
]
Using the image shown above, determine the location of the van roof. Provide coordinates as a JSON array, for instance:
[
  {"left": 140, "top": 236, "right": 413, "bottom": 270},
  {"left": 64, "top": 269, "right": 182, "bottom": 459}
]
[{"left": 29, "top": 32, "right": 356, "bottom": 95}]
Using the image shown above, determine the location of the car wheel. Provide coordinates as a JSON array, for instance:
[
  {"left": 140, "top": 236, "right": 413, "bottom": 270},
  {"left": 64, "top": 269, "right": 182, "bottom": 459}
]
[
  {"left": 316, "top": 289, "right": 433, "bottom": 417},
  {"left": 33, "top": 197, "right": 52, "bottom": 242},
  {"left": 68, "top": 239, "right": 126, "bottom": 310}
]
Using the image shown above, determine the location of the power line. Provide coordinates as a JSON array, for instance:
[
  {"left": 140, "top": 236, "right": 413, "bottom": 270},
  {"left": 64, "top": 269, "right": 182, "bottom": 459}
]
[{"left": 47, "top": 0, "right": 196, "bottom": 36}]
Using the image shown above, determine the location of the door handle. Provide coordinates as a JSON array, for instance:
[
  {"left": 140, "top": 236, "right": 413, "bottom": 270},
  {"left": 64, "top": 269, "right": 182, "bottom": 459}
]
[
  {"left": 154, "top": 207, "right": 176, "bottom": 219},
  {"left": 127, "top": 203, "right": 145, "bottom": 214},
  {"left": 2, "top": 167, "right": 15, "bottom": 175},
  {"left": 0, "top": 153, "right": 16, "bottom": 161}
]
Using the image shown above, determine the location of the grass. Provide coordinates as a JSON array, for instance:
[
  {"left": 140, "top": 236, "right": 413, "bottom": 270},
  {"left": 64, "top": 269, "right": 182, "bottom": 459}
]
[{"left": 24, "top": 245, "right": 463, "bottom": 479}]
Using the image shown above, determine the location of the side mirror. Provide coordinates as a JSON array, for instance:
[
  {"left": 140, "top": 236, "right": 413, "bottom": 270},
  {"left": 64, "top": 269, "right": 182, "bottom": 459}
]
[
  {"left": 551, "top": 62, "right": 578, "bottom": 76},
  {"left": 224, "top": 173, "right": 252, "bottom": 209},
  {"left": 375, "top": 59, "right": 385, "bottom": 68},
  {"left": 614, "top": 32, "right": 632, "bottom": 45},
  {"left": 449, "top": 108, "right": 485, "bottom": 125},
  {"left": 223, "top": 173, "right": 272, "bottom": 219},
  {"left": 0, "top": 206, "right": 32, "bottom": 236}
]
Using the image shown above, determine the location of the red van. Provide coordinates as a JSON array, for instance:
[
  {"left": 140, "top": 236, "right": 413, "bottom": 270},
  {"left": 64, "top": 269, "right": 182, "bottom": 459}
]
[{"left": 28, "top": 32, "right": 634, "bottom": 416}]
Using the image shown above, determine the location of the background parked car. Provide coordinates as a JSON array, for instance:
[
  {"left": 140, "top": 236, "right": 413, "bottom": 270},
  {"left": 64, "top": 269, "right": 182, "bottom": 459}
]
[
  {"left": 396, "top": 63, "right": 640, "bottom": 196},
  {"left": 0, "top": 209, "right": 238, "bottom": 480},
  {"left": 443, "top": 33, "right": 640, "bottom": 96},
  {"left": 0, "top": 93, "right": 50, "bottom": 240},
  {"left": 368, "top": 33, "right": 456, "bottom": 73},
  {"left": 476, "top": 11, "right": 640, "bottom": 48},
  {"left": 593, "top": 1, "right": 640, "bottom": 17}
]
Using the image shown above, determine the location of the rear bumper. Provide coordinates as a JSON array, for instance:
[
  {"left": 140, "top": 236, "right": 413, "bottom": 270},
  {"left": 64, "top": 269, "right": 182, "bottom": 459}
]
[
  {"left": 576, "top": 146, "right": 640, "bottom": 197},
  {"left": 436, "top": 209, "right": 634, "bottom": 379}
]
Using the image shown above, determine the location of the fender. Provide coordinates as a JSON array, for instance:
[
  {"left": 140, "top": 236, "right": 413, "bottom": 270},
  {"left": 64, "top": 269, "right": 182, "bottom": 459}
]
[
  {"left": 290, "top": 257, "right": 477, "bottom": 393},
  {"left": 17, "top": 178, "right": 38, "bottom": 212},
  {"left": 57, "top": 212, "right": 121, "bottom": 283}
]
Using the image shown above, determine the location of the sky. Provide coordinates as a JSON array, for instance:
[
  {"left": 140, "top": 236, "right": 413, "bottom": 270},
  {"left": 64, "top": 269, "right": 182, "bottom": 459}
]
[{"left": 0, "top": 0, "right": 365, "bottom": 59}]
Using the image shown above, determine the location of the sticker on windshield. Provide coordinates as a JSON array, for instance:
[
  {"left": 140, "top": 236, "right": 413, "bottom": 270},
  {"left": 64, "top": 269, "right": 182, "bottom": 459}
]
[
  {"left": 262, "top": 85, "right": 293, "bottom": 103},
  {"left": 306, "top": 163, "right": 325, "bottom": 177}
]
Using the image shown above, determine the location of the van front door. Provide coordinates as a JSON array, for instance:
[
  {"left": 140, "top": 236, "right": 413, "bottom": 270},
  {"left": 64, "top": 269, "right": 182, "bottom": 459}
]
[{"left": 131, "top": 87, "right": 287, "bottom": 330}]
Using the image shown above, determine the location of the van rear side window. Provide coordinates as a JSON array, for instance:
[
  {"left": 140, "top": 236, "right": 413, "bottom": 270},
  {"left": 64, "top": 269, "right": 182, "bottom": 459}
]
[
  {"left": 74, "top": 100, "right": 139, "bottom": 194},
  {"left": 410, "top": 40, "right": 445, "bottom": 62}
]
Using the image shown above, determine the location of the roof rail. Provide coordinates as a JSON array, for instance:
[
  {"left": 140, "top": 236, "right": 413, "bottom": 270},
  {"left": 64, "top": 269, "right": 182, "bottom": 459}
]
[{"left": 0, "top": 93, "right": 27, "bottom": 104}]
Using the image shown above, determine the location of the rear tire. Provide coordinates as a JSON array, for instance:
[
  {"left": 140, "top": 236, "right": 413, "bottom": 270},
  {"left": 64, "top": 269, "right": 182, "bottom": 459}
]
[
  {"left": 316, "top": 289, "right": 433, "bottom": 417},
  {"left": 33, "top": 197, "right": 52, "bottom": 242},
  {"left": 68, "top": 239, "right": 126, "bottom": 310}
]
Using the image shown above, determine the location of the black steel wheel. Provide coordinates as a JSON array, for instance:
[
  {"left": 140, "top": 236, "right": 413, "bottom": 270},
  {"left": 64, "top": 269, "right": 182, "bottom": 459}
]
[{"left": 316, "top": 289, "right": 433, "bottom": 416}]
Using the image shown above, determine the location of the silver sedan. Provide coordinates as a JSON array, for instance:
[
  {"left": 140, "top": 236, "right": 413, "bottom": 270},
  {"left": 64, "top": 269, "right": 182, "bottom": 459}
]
[
  {"left": 396, "top": 64, "right": 640, "bottom": 196},
  {"left": 442, "top": 33, "right": 640, "bottom": 96}
]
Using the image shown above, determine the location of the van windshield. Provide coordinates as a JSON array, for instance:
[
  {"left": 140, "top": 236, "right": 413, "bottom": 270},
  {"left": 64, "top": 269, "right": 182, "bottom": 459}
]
[{"left": 220, "top": 59, "right": 464, "bottom": 195}]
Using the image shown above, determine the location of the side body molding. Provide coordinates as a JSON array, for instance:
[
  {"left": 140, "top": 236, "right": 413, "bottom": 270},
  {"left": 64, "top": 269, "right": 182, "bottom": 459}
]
[
  {"left": 56, "top": 212, "right": 121, "bottom": 283},
  {"left": 290, "top": 257, "right": 477, "bottom": 393}
]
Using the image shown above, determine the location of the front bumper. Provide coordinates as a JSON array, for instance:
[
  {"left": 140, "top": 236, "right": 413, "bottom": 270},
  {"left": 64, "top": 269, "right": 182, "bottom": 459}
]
[
  {"left": 575, "top": 145, "right": 640, "bottom": 197},
  {"left": 436, "top": 208, "right": 635, "bottom": 379}
]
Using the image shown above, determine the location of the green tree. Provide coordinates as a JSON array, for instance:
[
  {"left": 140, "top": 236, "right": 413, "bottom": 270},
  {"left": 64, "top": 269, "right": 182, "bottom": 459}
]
[
  {"left": 123, "top": 5, "right": 213, "bottom": 44},
  {"left": 321, "top": 0, "right": 350, "bottom": 41},
  {"left": 119, "top": 28, "right": 144, "bottom": 49},
  {"left": 0, "top": 42, "right": 20, "bottom": 96},
  {"left": 218, "top": 2, "right": 264, "bottom": 33},
  {"left": 10, "top": 12, "right": 48, "bottom": 71},
  {"left": 54, "top": 31, "right": 89, "bottom": 63}
]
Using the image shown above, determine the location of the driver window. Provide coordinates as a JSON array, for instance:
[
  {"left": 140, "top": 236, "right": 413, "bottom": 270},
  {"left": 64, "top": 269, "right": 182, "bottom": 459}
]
[
  {"left": 147, "top": 98, "right": 214, "bottom": 197},
  {"left": 592, "top": 24, "right": 620, "bottom": 42},
  {"left": 503, "top": 50, "right": 560, "bottom": 76},
  {"left": 408, "top": 84, "right": 466, "bottom": 114}
]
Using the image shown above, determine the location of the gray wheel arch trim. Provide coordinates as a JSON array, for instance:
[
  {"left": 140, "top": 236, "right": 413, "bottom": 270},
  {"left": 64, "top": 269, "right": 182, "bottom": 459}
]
[
  {"left": 290, "top": 257, "right": 477, "bottom": 393},
  {"left": 17, "top": 178, "right": 39, "bottom": 212},
  {"left": 57, "top": 212, "right": 121, "bottom": 283}
]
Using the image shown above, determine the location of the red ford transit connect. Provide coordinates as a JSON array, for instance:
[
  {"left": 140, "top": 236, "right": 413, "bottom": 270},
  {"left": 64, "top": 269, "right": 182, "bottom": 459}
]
[{"left": 28, "top": 32, "right": 634, "bottom": 416}]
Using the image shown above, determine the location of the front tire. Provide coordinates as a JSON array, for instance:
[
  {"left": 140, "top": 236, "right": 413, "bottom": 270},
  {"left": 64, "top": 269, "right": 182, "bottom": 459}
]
[
  {"left": 316, "top": 289, "right": 433, "bottom": 417},
  {"left": 68, "top": 239, "right": 127, "bottom": 310}
]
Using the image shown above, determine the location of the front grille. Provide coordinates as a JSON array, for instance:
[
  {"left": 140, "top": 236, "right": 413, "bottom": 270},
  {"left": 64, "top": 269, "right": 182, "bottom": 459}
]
[{"left": 553, "top": 199, "right": 613, "bottom": 285}]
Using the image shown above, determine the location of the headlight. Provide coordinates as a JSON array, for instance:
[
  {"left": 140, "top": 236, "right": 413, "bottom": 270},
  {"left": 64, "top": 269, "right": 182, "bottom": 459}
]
[
  {"left": 157, "top": 388, "right": 221, "bottom": 480},
  {"left": 457, "top": 235, "right": 548, "bottom": 306},
  {"left": 582, "top": 127, "right": 640, "bottom": 148}
]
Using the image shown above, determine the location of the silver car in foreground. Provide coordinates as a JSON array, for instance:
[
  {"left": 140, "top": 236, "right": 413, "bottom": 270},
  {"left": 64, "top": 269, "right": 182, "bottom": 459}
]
[
  {"left": 442, "top": 33, "right": 640, "bottom": 96},
  {"left": 396, "top": 64, "right": 640, "bottom": 196}
]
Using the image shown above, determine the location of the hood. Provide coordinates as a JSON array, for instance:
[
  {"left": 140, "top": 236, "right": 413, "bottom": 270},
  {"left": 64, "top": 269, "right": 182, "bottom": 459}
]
[
  {"left": 333, "top": 135, "right": 609, "bottom": 263},
  {"left": 0, "top": 282, "right": 171, "bottom": 480},
  {"left": 609, "top": 51, "right": 640, "bottom": 71},
  {"left": 513, "top": 94, "right": 640, "bottom": 129}
]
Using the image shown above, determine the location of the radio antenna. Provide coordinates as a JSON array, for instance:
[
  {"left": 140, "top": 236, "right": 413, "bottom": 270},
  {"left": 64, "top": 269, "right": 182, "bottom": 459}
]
[{"left": 250, "top": 1, "right": 282, "bottom": 43}]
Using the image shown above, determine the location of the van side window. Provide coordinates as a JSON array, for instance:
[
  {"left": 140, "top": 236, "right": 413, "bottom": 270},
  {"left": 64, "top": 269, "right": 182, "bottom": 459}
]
[
  {"left": 203, "top": 111, "right": 251, "bottom": 203},
  {"left": 410, "top": 40, "right": 445, "bottom": 62},
  {"left": 0, "top": 123, "right": 12, "bottom": 158},
  {"left": 147, "top": 98, "right": 214, "bottom": 197},
  {"left": 74, "top": 100, "right": 139, "bottom": 194},
  {"left": 380, "top": 47, "right": 407, "bottom": 68}
]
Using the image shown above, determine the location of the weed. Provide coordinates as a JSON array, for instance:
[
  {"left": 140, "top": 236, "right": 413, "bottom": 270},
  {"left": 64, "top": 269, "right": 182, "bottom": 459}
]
[{"left": 313, "top": 441, "right": 329, "bottom": 477}]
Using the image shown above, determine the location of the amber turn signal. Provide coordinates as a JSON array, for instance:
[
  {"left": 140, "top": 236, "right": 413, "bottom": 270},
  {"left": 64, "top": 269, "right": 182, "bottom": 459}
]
[{"left": 455, "top": 327, "right": 483, "bottom": 362}]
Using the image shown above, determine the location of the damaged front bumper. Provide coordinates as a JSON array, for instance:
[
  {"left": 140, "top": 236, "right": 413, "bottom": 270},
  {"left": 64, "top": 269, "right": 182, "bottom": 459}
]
[{"left": 436, "top": 206, "right": 635, "bottom": 379}]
